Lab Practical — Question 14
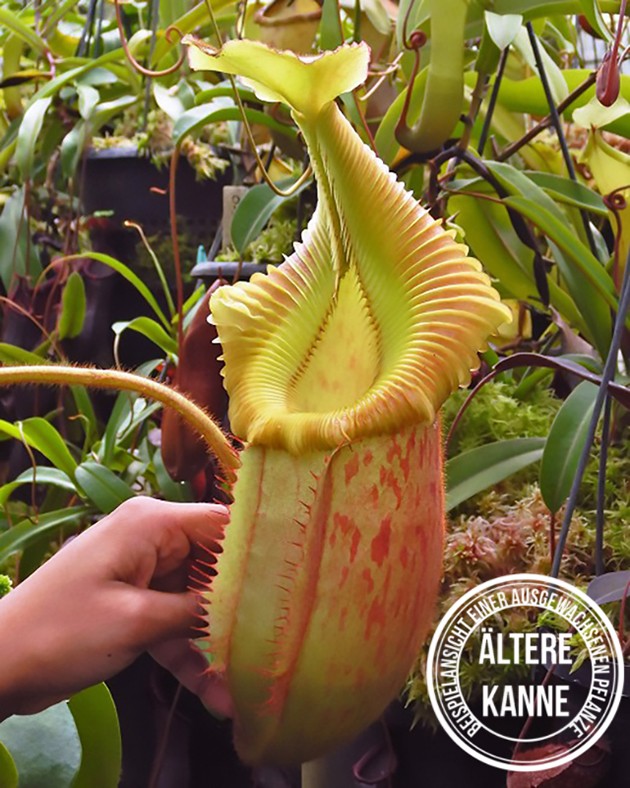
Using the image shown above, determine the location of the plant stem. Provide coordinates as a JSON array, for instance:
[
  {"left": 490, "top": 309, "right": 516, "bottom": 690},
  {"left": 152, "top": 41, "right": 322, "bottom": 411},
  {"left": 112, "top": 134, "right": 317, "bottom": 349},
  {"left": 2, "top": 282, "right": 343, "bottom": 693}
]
[
  {"left": 497, "top": 72, "right": 596, "bottom": 163},
  {"left": 478, "top": 48, "right": 508, "bottom": 157},
  {"left": 595, "top": 395, "right": 612, "bottom": 575},
  {"left": 0, "top": 365, "right": 240, "bottom": 483}
]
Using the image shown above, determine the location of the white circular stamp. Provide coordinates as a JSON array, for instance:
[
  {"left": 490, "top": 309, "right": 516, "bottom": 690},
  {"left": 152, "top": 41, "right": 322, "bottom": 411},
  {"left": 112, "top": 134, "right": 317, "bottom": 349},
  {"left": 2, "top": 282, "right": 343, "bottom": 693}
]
[{"left": 426, "top": 573, "right": 624, "bottom": 772}]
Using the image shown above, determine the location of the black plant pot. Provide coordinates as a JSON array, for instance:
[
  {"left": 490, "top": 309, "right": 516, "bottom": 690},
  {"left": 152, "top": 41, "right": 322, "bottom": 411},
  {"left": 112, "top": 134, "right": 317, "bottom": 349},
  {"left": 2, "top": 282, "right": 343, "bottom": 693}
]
[{"left": 81, "top": 147, "right": 230, "bottom": 235}]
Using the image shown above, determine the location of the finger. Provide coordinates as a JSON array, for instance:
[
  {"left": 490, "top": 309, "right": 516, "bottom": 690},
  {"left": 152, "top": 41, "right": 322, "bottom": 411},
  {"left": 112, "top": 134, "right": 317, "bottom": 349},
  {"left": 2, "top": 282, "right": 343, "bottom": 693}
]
[
  {"left": 132, "top": 588, "right": 201, "bottom": 645},
  {"left": 150, "top": 640, "right": 234, "bottom": 718}
]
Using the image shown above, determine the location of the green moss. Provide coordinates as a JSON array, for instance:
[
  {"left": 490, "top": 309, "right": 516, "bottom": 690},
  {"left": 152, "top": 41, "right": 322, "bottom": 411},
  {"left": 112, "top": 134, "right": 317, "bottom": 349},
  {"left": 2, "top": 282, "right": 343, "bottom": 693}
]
[
  {"left": 217, "top": 216, "right": 298, "bottom": 264},
  {"left": 0, "top": 574, "right": 12, "bottom": 597},
  {"left": 443, "top": 378, "right": 561, "bottom": 455}
]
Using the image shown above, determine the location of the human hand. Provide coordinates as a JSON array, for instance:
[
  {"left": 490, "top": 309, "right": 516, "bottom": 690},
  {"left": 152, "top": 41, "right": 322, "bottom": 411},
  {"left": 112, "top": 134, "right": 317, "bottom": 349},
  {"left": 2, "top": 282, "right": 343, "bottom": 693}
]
[{"left": 0, "top": 497, "right": 232, "bottom": 720}]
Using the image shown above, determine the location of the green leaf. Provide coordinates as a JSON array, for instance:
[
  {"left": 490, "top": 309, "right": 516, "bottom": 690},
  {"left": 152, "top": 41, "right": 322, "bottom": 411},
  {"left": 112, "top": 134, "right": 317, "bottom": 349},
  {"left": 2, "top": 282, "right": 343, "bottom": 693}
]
[
  {"left": 16, "top": 97, "right": 53, "bottom": 179},
  {"left": 0, "top": 417, "right": 77, "bottom": 478},
  {"left": 524, "top": 171, "right": 608, "bottom": 216},
  {"left": 68, "top": 684, "right": 121, "bottom": 788},
  {"left": 0, "top": 188, "right": 42, "bottom": 291},
  {"left": 0, "top": 742, "right": 17, "bottom": 788},
  {"left": 446, "top": 437, "right": 546, "bottom": 510},
  {"left": 0, "top": 507, "right": 87, "bottom": 566},
  {"left": 0, "top": 467, "right": 75, "bottom": 507},
  {"left": 153, "top": 81, "right": 186, "bottom": 121},
  {"left": 75, "top": 461, "right": 135, "bottom": 514},
  {"left": 320, "top": 0, "right": 344, "bottom": 50},
  {"left": 112, "top": 317, "right": 178, "bottom": 357},
  {"left": 0, "top": 342, "right": 49, "bottom": 365},
  {"left": 77, "top": 84, "right": 99, "bottom": 120},
  {"left": 540, "top": 381, "right": 598, "bottom": 514},
  {"left": 58, "top": 272, "right": 87, "bottom": 340},
  {"left": 485, "top": 11, "right": 523, "bottom": 50},
  {"left": 0, "top": 703, "right": 82, "bottom": 788},
  {"left": 547, "top": 239, "right": 612, "bottom": 357},
  {"left": 502, "top": 195, "right": 618, "bottom": 311},
  {"left": 485, "top": 160, "right": 566, "bottom": 223},
  {"left": 60, "top": 121, "right": 89, "bottom": 180},
  {"left": 62, "top": 253, "right": 170, "bottom": 330},
  {"left": 173, "top": 102, "right": 297, "bottom": 146},
  {"left": 577, "top": 0, "right": 612, "bottom": 42},
  {"left": 231, "top": 178, "right": 311, "bottom": 256},
  {"left": 0, "top": 7, "right": 47, "bottom": 53}
]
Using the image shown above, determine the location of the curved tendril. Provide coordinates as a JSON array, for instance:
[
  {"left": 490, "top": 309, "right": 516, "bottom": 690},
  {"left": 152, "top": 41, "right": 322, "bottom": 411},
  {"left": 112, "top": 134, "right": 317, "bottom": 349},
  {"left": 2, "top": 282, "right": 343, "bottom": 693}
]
[
  {"left": 362, "top": 52, "right": 403, "bottom": 101},
  {"left": 202, "top": 0, "right": 313, "bottom": 198},
  {"left": 0, "top": 295, "right": 65, "bottom": 361},
  {"left": 114, "top": 0, "right": 185, "bottom": 77}
]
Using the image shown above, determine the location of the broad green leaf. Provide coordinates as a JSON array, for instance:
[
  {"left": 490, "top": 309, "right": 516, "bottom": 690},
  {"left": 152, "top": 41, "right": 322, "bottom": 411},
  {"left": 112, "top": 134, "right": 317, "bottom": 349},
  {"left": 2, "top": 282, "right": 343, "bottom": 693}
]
[
  {"left": 0, "top": 418, "right": 77, "bottom": 478},
  {"left": 75, "top": 461, "right": 135, "bottom": 514},
  {"left": 90, "top": 96, "right": 139, "bottom": 132},
  {"left": 173, "top": 102, "right": 298, "bottom": 145},
  {"left": 356, "top": 0, "right": 391, "bottom": 35},
  {"left": 0, "top": 507, "right": 87, "bottom": 566},
  {"left": 540, "top": 381, "right": 598, "bottom": 514},
  {"left": 0, "top": 342, "right": 49, "bottom": 365},
  {"left": 60, "top": 121, "right": 89, "bottom": 179},
  {"left": 0, "top": 7, "right": 47, "bottom": 53},
  {"left": 16, "top": 97, "right": 53, "bottom": 179},
  {"left": 485, "top": 11, "right": 523, "bottom": 50},
  {"left": 0, "top": 467, "right": 75, "bottom": 507},
  {"left": 58, "top": 271, "right": 87, "bottom": 340},
  {"left": 100, "top": 392, "right": 135, "bottom": 466},
  {"left": 446, "top": 437, "right": 546, "bottom": 510},
  {"left": 0, "top": 742, "right": 17, "bottom": 788},
  {"left": 231, "top": 178, "right": 312, "bottom": 256},
  {"left": 0, "top": 188, "right": 42, "bottom": 291},
  {"left": 0, "top": 703, "right": 81, "bottom": 788},
  {"left": 153, "top": 82, "right": 186, "bottom": 121},
  {"left": 77, "top": 84, "right": 99, "bottom": 120},
  {"left": 547, "top": 239, "right": 612, "bottom": 357},
  {"left": 320, "top": 0, "right": 344, "bottom": 50},
  {"left": 503, "top": 195, "right": 619, "bottom": 312},
  {"left": 524, "top": 171, "right": 607, "bottom": 216},
  {"left": 68, "top": 685, "right": 121, "bottom": 788},
  {"left": 61, "top": 253, "right": 170, "bottom": 330},
  {"left": 112, "top": 317, "right": 178, "bottom": 357},
  {"left": 485, "top": 160, "right": 566, "bottom": 223}
]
